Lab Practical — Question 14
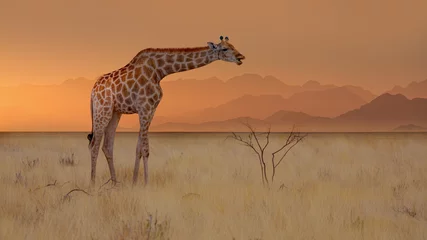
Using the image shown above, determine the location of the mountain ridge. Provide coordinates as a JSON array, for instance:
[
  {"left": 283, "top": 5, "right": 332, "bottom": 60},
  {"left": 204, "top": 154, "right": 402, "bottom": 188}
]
[{"left": 1, "top": 74, "right": 425, "bottom": 132}]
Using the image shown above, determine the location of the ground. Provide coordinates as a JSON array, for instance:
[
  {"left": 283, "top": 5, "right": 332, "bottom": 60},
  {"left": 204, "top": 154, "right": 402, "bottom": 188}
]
[{"left": 0, "top": 132, "right": 427, "bottom": 240}]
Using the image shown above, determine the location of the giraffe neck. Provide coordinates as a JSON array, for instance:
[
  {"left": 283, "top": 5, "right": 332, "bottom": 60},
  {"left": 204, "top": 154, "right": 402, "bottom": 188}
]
[{"left": 131, "top": 47, "right": 219, "bottom": 81}]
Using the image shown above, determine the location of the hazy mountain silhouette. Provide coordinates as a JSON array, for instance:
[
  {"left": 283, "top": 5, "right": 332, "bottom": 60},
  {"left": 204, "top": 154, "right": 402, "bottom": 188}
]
[
  {"left": 341, "top": 85, "right": 377, "bottom": 102},
  {"left": 264, "top": 110, "right": 330, "bottom": 123},
  {"left": 158, "top": 73, "right": 301, "bottom": 116},
  {"left": 159, "top": 74, "right": 376, "bottom": 116},
  {"left": 152, "top": 93, "right": 427, "bottom": 132},
  {"left": 393, "top": 124, "right": 426, "bottom": 132},
  {"left": 0, "top": 73, "right": 385, "bottom": 131},
  {"left": 387, "top": 79, "right": 427, "bottom": 99},
  {"left": 337, "top": 93, "right": 427, "bottom": 121},
  {"left": 167, "top": 94, "right": 288, "bottom": 123},
  {"left": 169, "top": 86, "right": 370, "bottom": 123}
]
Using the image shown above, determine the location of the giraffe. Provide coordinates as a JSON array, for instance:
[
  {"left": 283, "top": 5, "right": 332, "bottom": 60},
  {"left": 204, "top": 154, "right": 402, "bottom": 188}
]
[{"left": 87, "top": 36, "right": 245, "bottom": 187}]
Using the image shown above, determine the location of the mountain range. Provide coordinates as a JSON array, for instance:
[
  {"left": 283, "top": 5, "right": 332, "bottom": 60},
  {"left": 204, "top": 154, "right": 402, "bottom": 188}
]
[
  {"left": 150, "top": 93, "right": 427, "bottom": 132},
  {"left": 0, "top": 74, "right": 426, "bottom": 132}
]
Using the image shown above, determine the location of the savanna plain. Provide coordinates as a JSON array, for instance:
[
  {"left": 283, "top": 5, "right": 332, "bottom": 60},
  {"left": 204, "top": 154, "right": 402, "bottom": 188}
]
[{"left": 1, "top": 132, "right": 427, "bottom": 240}]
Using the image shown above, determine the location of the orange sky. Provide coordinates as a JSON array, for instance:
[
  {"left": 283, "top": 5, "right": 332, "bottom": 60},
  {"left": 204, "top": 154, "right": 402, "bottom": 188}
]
[{"left": 1, "top": 0, "right": 427, "bottom": 93}]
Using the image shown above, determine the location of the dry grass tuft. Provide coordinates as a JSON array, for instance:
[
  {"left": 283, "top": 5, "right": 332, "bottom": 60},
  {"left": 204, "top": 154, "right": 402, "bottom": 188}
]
[
  {"left": 58, "top": 153, "right": 77, "bottom": 166},
  {"left": 21, "top": 158, "right": 40, "bottom": 170},
  {"left": 1, "top": 132, "right": 427, "bottom": 239}
]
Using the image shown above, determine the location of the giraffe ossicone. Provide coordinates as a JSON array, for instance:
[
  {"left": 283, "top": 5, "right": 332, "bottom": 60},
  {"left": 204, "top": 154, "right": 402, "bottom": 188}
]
[{"left": 87, "top": 36, "right": 246, "bottom": 186}]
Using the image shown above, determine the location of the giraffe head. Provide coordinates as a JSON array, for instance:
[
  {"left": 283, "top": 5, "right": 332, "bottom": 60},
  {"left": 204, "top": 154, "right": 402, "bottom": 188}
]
[{"left": 207, "top": 36, "right": 246, "bottom": 65}]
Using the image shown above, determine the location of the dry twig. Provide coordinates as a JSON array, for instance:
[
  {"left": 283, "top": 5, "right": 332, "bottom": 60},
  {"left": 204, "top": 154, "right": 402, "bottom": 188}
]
[
  {"left": 32, "top": 180, "right": 57, "bottom": 191},
  {"left": 62, "top": 188, "right": 92, "bottom": 202},
  {"left": 271, "top": 125, "right": 307, "bottom": 182}
]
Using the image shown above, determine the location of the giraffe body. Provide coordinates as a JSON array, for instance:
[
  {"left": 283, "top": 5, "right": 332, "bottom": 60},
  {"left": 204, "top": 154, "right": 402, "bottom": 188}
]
[{"left": 87, "top": 36, "right": 245, "bottom": 186}]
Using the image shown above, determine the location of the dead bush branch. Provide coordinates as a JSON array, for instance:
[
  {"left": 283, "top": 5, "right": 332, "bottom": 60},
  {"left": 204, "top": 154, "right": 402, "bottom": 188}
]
[
  {"left": 62, "top": 188, "right": 92, "bottom": 202},
  {"left": 98, "top": 178, "right": 112, "bottom": 191},
  {"left": 229, "top": 122, "right": 307, "bottom": 187},
  {"left": 271, "top": 125, "right": 307, "bottom": 182},
  {"left": 32, "top": 180, "right": 57, "bottom": 191}
]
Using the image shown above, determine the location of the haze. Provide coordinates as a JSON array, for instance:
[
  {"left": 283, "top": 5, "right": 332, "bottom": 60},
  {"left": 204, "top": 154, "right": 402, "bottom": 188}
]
[{"left": 1, "top": 0, "right": 427, "bottom": 93}]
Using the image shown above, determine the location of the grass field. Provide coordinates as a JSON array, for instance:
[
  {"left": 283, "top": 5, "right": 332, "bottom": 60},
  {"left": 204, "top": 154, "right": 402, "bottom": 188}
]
[{"left": 1, "top": 132, "right": 427, "bottom": 240}]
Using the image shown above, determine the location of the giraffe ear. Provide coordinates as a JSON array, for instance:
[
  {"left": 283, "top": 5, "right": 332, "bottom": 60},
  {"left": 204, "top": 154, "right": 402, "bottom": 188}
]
[{"left": 207, "top": 42, "right": 217, "bottom": 50}]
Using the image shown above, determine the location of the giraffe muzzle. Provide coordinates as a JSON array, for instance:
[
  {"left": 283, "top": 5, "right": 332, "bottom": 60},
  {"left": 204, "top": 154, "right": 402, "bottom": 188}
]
[{"left": 236, "top": 55, "right": 245, "bottom": 65}]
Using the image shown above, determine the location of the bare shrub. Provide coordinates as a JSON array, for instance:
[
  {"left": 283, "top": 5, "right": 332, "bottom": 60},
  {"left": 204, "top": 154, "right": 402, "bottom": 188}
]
[
  {"left": 228, "top": 122, "right": 307, "bottom": 187},
  {"left": 59, "top": 153, "right": 77, "bottom": 166}
]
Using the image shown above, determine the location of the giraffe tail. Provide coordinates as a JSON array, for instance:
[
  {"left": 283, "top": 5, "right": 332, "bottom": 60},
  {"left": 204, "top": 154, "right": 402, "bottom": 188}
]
[{"left": 87, "top": 92, "right": 94, "bottom": 148}]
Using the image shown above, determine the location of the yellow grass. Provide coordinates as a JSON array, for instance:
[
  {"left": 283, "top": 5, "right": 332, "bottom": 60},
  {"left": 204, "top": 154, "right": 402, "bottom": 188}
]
[{"left": 1, "top": 132, "right": 427, "bottom": 240}]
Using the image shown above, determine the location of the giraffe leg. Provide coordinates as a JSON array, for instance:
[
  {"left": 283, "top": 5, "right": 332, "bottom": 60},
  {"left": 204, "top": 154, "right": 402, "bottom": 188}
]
[
  {"left": 142, "top": 130, "right": 150, "bottom": 186},
  {"left": 90, "top": 129, "right": 104, "bottom": 187},
  {"left": 89, "top": 114, "right": 112, "bottom": 187},
  {"left": 102, "top": 111, "right": 122, "bottom": 185},
  {"left": 133, "top": 117, "right": 150, "bottom": 186}
]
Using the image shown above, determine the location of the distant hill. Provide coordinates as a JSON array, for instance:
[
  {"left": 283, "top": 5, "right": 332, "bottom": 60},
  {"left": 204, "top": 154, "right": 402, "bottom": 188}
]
[
  {"left": 264, "top": 110, "right": 318, "bottom": 123},
  {"left": 393, "top": 124, "right": 427, "bottom": 132},
  {"left": 337, "top": 93, "right": 427, "bottom": 121},
  {"left": 264, "top": 110, "right": 331, "bottom": 123},
  {"left": 387, "top": 79, "right": 427, "bottom": 99}
]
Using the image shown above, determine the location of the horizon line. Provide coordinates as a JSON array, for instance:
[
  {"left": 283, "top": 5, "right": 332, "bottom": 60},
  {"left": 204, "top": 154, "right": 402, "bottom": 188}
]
[{"left": 0, "top": 131, "right": 425, "bottom": 134}]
